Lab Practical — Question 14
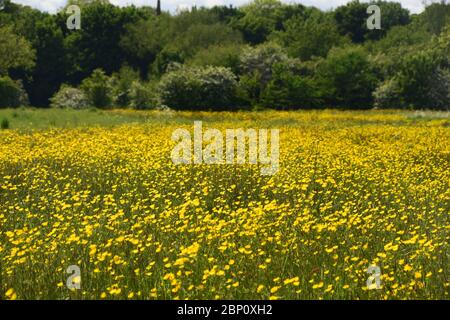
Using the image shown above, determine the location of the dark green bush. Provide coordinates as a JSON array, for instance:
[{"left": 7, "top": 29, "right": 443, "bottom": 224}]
[
  {"left": 0, "top": 76, "right": 29, "bottom": 108},
  {"left": 395, "top": 50, "right": 449, "bottom": 109},
  {"left": 261, "top": 62, "right": 321, "bottom": 109},
  {"left": 1, "top": 118, "right": 10, "bottom": 129},
  {"left": 80, "top": 69, "right": 113, "bottom": 109},
  {"left": 373, "top": 77, "right": 404, "bottom": 109},
  {"left": 315, "top": 46, "right": 378, "bottom": 108},
  {"left": 187, "top": 44, "right": 245, "bottom": 75},
  {"left": 111, "top": 66, "right": 141, "bottom": 108},
  {"left": 129, "top": 81, "right": 160, "bottom": 110},
  {"left": 237, "top": 72, "right": 263, "bottom": 107}
]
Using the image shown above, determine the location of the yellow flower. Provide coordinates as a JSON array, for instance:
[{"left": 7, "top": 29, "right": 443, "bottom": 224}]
[
  {"left": 5, "top": 288, "right": 17, "bottom": 300},
  {"left": 72, "top": 276, "right": 81, "bottom": 284},
  {"left": 270, "top": 286, "right": 281, "bottom": 294},
  {"left": 109, "top": 287, "right": 122, "bottom": 295},
  {"left": 377, "top": 252, "right": 387, "bottom": 259},
  {"left": 89, "top": 244, "right": 97, "bottom": 256},
  {"left": 404, "top": 264, "right": 413, "bottom": 272},
  {"left": 312, "top": 282, "right": 324, "bottom": 289},
  {"left": 163, "top": 273, "right": 175, "bottom": 281}
]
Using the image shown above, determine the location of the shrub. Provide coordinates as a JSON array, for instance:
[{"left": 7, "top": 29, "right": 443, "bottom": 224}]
[
  {"left": 159, "top": 66, "right": 239, "bottom": 110},
  {"left": 239, "top": 43, "right": 288, "bottom": 85},
  {"left": 261, "top": 62, "right": 321, "bottom": 109},
  {"left": 238, "top": 43, "right": 298, "bottom": 106},
  {"left": 187, "top": 44, "right": 245, "bottom": 75},
  {"left": 172, "top": 23, "right": 243, "bottom": 58},
  {"left": 315, "top": 46, "right": 378, "bottom": 108},
  {"left": 396, "top": 50, "right": 450, "bottom": 109},
  {"left": 1, "top": 118, "right": 10, "bottom": 130},
  {"left": 50, "top": 85, "right": 89, "bottom": 109},
  {"left": 129, "top": 81, "right": 160, "bottom": 110},
  {"left": 427, "top": 68, "right": 450, "bottom": 110},
  {"left": 80, "top": 69, "right": 113, "bottom": 109},
  {"left": 373, "top": 77, "right": 404, "bottom": 109},
  {"left": 151, "top": 48, "right": 184, "bottom": 77},
  {"left": 0, "top": 76, "right": 29, "bottom": 108},
  {"left": 111, "top": 66, "right": 141, "bottom": 108},
  {"left": 273, "top": 14, "right": 349, "bottom": 61},
  {"left": 237, "top": 71, "right": 263, "bottom": 107}
]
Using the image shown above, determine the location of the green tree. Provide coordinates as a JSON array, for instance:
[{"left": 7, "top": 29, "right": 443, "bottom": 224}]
[
  {"left": 80, "top": 69, "right": 113, "bottom": 108},
  {"left": 110, "top": 65, "right": 140, "bottom": 107},
  {"left": 396, "top": 49, "right": 449, "bottom": 109},
  {"left": 0, "top": 2, "right": 68, "bottom": 106},
  {"left": 151, "top": 47, "right": 184, "bottom": 77},
  {"left": 120, "top": 14, "right": 174, "bottom": 78},
  {"left": 316, "top": 46, "right": 378, "bottom": 108},
  {"left": 209, "top": 5, "right": 243, "bottom": 24},
  {"left": 261, "top": 61, "right": 320, "bottom": 109},
  {"left": 0, "top": 76, "right": 29, "bottom": 108},
  {"left": 420, "top": 0, "right": 450, "bottom": 35},
  {"left": 365, "top": 1, "right": 411, "bottom": 41},
  {"left": 233, "top": 0, "right": 307, "bottom": 44},
  {"left": 366, "top": 23, "right": 431, "bottom": 78},
  {"left": 237, "top": 72, "right": 263, "bottom": 107},
  {"left": 27, "top": 16, "right": 67, "bottom": 106},
  {"left": 334, "top": 0, "right": 410, "bottom": 43},
  {"left": 187, "top": 43, "right": 246, "bottom": 75},
  {"left": 63, "top": 2, "right": 150, "bottom": 83},
  {"left": 169, "top": 23, "right": 243, "bottom": 59},
  {"left": 0, "top": 26, "right": 35, "bottom": 76},
  {"left": 240, "top": 43, "right": 288, "bottom": 84},
  {"left": 238, "top": 43, "right": 290, "bottom": 105},
  {"left": 272, "top": 12, "right": 349, "bottom": 60}
]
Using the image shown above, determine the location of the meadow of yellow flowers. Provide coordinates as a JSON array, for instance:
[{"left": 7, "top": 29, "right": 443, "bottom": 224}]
[{"left": 0, "top": 110, "right": 449, "bottom": 300}]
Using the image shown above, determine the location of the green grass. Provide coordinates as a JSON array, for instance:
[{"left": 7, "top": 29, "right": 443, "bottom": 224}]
[
  {"left": 0, "top": 108, "right": 150, "bottom": 130},
  {"left": 0, "top": 107, "right": 448, "bottom": 131}
]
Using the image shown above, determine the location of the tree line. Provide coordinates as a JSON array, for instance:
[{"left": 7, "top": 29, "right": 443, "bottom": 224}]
[{"left": 0, "top": 0, "right": 449, "bottom": 110}]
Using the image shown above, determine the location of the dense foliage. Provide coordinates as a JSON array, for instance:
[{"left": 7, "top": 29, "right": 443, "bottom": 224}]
[
  {"left": 0, "top": 0, "right": 449, "bottom": 110},
  {"left": 0, "top": 76, "right": 29, "bottom": 108},
  {"left": 50, "top": 85, "right": 89, "bottom": 109},
  {"left": 159, "top": 66, "right": 239, "bottom": 110}
]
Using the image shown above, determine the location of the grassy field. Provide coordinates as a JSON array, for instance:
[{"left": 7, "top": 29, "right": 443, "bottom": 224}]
[{"left": 0, "top": 108, "right": 449, "bottom": 300}]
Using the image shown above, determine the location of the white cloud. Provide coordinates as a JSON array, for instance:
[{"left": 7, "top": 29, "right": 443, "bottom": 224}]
[
  {"left": 10, "top": 0, "right": 428, "bottom": 14},
  {"left": 12, "top": 0, "right": 66, "bottom": 12}
]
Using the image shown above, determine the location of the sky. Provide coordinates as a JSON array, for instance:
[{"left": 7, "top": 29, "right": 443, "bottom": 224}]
[{"left": 8, "top": 0, "right": 431, "bottom": 14}]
